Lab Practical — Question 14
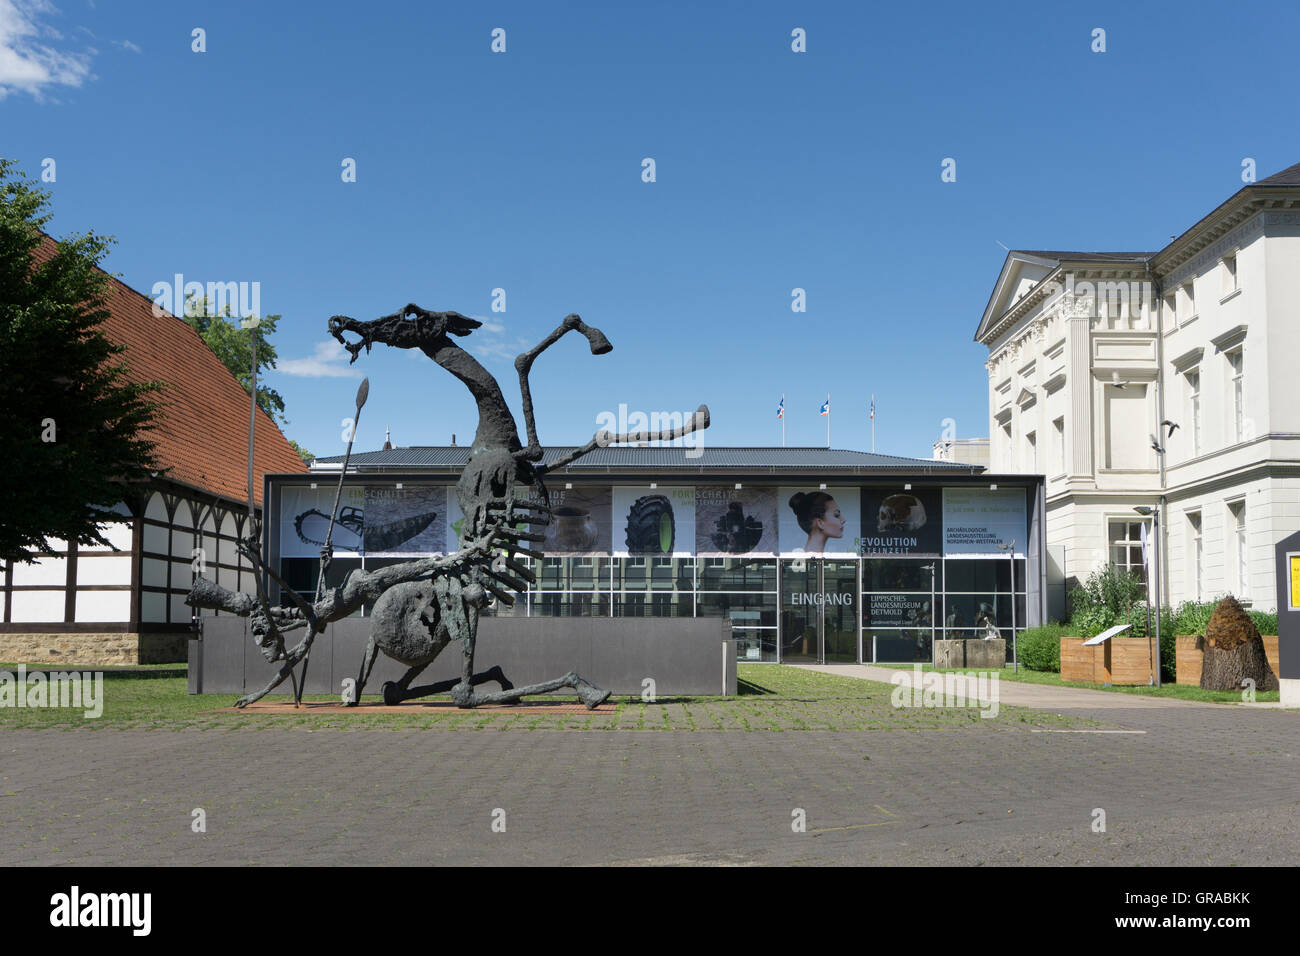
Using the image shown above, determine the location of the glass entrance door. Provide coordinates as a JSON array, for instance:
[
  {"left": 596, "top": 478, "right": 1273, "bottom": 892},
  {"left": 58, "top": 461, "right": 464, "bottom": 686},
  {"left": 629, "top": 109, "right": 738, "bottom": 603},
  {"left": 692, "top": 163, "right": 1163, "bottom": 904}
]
[
  {"left": 779, "top": 559, "right": 860, "bottom": 663},
  {"left": 780, "top": 559, "right": 820, "bottom": 663},
  {"left": 822, "top": 560, "right": 859, "bottom": 662}
]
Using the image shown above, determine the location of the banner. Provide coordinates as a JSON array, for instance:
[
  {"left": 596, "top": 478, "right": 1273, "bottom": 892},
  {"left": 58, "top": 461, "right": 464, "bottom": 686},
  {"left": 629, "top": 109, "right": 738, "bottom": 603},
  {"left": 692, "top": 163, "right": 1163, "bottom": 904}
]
[
  {"left": 779, "top": 486, "right": 861, "bottom": 556},
  {"left": 363, "top": 485, "right": 447, "bottom": 556},
  {"left": 859, "top": 488, "right": 942, "bottom": 556},
  {"left": 612, "top": 486, "right": 695, "bottom": 556},
  {"left": 517, "top": 484, "right": 612, "bottom": 557},
  {"left": 695, "top": 486, "right": 779, "bottom": 557},
  {"left": 280, "top": 485, "right": 366, "bottom": 558},
  {"left": 942, "top": 488, "right": 1026, "bottom": 555}
]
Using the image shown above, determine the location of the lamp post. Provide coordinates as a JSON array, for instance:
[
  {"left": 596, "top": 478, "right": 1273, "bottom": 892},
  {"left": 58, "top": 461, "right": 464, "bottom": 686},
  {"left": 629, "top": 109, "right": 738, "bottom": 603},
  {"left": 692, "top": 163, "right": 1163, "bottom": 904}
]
[
  {"left": 997, "top": 540, "right": 1017, "bottom": 673},
  {"left": 1134, "top": 505, "right": 1162, "bottom": 687}
]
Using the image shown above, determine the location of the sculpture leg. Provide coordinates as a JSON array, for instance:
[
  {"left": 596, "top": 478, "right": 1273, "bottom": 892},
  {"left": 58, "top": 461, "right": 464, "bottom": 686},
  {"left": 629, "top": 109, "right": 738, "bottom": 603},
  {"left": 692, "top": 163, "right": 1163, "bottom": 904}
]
[
  {"left": 388, "top": 665, "right": 515, "bottom": 704},
  {"left": 346, "top": 636, "right": 380, "bottom": 707},
  {"left": 234, "top": 655, "right": 303, "bottom": 709},
  {"left": 381, "top": 662, "right": 430, "bottom": 706},
  {"left": 450, "top": 598, "right": 480, "bottom": 707},
  {"left": 467, "top": 672, "right": 612, "bottom": 710}
]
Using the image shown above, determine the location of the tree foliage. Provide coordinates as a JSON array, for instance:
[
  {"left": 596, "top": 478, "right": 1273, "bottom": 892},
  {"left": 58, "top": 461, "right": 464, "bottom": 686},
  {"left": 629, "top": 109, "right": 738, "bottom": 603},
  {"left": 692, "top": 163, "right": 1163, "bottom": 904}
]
[
  {"left": 0, "top": 159, "right": 162, "bottom": 562},
  {"left": 181, "top": 294, "right": 287, "bottom": 424}
]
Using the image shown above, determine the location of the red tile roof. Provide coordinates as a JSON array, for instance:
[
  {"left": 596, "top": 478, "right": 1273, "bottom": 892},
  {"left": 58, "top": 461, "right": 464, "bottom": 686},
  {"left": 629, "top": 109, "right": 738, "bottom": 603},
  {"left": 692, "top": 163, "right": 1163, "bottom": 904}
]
[{"left": 33, "top": 234, "right": 308, "bottom": 506}]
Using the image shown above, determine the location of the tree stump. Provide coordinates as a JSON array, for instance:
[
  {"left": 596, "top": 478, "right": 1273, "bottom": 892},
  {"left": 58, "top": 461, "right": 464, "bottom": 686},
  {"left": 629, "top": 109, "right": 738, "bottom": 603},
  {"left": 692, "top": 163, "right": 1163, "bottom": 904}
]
[{"left": 1199, "top": 596, "right": 1278, "bottom": 692}]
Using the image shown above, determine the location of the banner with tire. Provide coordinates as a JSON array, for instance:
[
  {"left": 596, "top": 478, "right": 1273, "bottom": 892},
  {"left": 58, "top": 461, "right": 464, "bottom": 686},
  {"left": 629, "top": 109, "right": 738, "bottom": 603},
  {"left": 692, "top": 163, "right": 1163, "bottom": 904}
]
[{"left": 612, "top": 486, "right": 695, "bottom": 556}]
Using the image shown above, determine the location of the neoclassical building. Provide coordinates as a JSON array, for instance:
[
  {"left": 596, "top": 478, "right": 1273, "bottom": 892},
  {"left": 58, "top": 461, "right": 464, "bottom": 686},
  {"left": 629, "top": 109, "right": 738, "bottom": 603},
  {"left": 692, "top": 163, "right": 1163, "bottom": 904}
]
[{"left": 975, "top": 161, "right": 1300, "bottom": 623}]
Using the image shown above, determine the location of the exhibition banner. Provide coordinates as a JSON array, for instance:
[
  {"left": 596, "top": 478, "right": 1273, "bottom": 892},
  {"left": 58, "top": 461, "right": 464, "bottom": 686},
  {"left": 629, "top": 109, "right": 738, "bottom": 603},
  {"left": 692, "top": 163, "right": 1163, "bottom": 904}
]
[
  {"left": 859, "top": 488, "right": 943, "bottom": 556},
  {"left": 942, "top": 488, "right": 1026, "bottom": 555},
  {"left": 695, "top": 485, "right": 779, "bottom": 557},
  {"left": 280, "top": 485, "right": 366, "bottom": 558},
  {"left": 612, "top": 486, "right": 695, "bottom": 556},
  {"left": 779, "top": 486, "right": 862, "bottom": 556},
  {"left": 363, "top": 485, "right": 447, "bottom": 556}
]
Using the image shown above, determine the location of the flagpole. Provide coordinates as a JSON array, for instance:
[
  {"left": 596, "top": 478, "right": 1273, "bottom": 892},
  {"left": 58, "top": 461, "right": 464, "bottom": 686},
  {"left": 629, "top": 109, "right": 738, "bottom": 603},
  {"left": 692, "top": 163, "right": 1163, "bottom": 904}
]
[
  {"left": 827, "top": 393, "right": 831, "bottom": 449},
  {"left": 782, "top": 393, "right": 785, "bottom": 448},
  {"left": 871, "top": 394, "right": 876, "bottom": 453}
]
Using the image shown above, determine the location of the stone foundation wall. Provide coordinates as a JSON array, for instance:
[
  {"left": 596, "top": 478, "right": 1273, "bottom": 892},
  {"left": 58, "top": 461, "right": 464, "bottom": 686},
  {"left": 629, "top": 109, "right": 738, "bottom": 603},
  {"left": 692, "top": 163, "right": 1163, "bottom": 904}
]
[{"left": 0, "top": 632, "right": 190, "bottom": 666}]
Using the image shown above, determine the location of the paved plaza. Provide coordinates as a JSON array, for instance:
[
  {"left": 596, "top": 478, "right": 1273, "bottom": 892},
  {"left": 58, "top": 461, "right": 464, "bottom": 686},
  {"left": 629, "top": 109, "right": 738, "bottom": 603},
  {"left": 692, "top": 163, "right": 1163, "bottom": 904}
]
[{"left": 2, "top": 669, "right": 1298, "bottom": 866}]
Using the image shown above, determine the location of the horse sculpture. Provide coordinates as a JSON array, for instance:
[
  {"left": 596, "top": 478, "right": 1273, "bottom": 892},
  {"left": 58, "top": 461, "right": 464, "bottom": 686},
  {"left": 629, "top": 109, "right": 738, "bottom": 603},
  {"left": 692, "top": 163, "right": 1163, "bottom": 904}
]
[{"left": 187, "top": 304, "right": 709, "bottom": 710}]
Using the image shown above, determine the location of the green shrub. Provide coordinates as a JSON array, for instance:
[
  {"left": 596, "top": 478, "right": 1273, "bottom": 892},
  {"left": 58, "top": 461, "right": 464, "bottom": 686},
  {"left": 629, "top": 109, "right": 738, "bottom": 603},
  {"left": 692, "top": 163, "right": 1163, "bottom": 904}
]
[
  {"left": 1068, "top": 566, "right": 1147, "bottom": 638},
  {"left": 1016, "top": 623, "right": 1074, "bottom": 672},
  {"left": 1249, "top": 610, "right": 1278, "bottom": 635},
  {"left": 1173, "top": 600, "right": 1216, "bottom": 636}
]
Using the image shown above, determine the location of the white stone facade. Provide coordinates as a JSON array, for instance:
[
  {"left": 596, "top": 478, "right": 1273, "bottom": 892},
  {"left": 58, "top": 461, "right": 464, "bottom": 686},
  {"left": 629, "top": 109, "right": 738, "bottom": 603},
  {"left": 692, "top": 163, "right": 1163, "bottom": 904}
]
[{"left": 975, "top": 167, "right": 1300, "bottom": 621}]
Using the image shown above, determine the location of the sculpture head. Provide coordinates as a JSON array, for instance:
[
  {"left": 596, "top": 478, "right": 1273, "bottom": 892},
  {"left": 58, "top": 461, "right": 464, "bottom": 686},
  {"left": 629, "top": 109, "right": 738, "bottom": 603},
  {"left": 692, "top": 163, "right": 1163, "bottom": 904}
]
[{"left": 328, "top": 306, "right": 482, "bottom": 364}]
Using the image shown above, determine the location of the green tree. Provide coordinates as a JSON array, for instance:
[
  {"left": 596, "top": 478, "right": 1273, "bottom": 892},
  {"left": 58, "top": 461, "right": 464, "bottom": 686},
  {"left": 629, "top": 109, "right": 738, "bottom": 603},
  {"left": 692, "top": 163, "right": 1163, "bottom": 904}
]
[
  {"left": 181, "top": 294, "right": 287, "bottom": 424},
  {"left": 288, "top": 439, "right": 314, "bottom": 464},
  {"left": 0, "top": 159, "right": 163, "bottom": 563}
]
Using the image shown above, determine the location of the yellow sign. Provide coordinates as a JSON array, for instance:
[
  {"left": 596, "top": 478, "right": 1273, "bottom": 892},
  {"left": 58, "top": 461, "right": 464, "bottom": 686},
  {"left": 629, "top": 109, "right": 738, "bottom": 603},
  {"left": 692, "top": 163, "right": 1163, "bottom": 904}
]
[{"left": 1292, "top": 555, "right": 1300, "bottom": 610}]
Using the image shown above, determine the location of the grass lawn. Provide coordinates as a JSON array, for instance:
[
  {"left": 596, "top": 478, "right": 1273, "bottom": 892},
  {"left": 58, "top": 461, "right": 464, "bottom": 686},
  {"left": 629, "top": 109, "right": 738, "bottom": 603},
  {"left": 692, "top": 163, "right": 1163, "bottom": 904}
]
[
  {"left": 902, "top": 662, "right": 1280, "bottom": 704},
  {"left": 0, "top": 663, "right": 1098, "bottom": 732}
]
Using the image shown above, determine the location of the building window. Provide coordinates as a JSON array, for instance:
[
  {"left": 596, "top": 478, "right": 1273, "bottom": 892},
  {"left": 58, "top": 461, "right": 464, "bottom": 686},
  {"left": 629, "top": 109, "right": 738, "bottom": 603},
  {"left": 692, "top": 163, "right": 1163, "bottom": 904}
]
[
  {"left": 1180, "top": 281, "right": 1196, "bottom": 322},
  {"left": 1229, "top": 501, "right": 1247, "bottom": 598},
  {"left": 1227, "top": 348, "right": 1244, "bottom": 442},
  {"left": 1025, "top": 431, "right": 1037, "bottom": 473},
  {"left": 1108, "top": 519, "right": 1147, "bottom": 584},
  {"left": 1053, "top": 418, "right": 1065, "bottom": 475},
  {"left": 1185, "top": 369, "right": 1201, "bottom": 456},
  {"left": 1187, "top": 512, "right": 1203, "bottom": 602},
  {"left": 1221, "top": 252, "right": 1238, "bottom": 297}
]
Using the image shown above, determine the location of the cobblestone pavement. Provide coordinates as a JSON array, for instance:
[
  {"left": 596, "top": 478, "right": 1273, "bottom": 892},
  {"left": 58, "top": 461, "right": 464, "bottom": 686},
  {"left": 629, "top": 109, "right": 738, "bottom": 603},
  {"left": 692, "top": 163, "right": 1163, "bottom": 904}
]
[{"left": 2, "top": 692, "right": 1298, "bottom": 866}]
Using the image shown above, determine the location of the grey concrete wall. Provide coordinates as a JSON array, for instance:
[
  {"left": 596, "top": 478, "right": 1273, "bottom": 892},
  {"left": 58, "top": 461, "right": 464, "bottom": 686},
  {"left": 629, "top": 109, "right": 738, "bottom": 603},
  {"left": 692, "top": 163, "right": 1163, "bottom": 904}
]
[{"left": 190, "top": 614, "right": 736, "bottom": 698}]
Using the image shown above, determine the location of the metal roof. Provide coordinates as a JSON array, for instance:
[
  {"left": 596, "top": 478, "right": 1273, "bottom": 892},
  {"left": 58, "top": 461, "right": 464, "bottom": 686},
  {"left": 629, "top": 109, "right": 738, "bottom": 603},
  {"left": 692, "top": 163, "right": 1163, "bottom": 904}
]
[{"left": 310, "top": 445, "right": 982, "bottom": 475}]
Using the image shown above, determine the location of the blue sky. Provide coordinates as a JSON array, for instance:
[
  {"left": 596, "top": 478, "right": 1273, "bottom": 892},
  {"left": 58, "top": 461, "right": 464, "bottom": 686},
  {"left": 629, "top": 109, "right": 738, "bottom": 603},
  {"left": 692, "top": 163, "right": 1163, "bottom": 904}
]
[{"left": 5, "top": 0, "right": 1299, "bottom": 462}]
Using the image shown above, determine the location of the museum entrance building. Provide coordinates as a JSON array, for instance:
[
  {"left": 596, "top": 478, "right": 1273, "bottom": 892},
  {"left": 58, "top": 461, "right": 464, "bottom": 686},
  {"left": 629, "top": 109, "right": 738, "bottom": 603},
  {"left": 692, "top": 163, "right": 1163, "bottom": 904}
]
[{"left": 262, "top": 446, "right": 1046, "bottom": 665}]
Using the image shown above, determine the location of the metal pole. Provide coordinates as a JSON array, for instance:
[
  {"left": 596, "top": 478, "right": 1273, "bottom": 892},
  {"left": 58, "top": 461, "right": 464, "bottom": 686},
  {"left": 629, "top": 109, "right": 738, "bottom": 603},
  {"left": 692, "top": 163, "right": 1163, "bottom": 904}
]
[
  {"left": 929, "top": 562, "right": 936, "bottom": 668},
  {"left": 1011, "top": 545, "right": 1018, "bottom": 673}
]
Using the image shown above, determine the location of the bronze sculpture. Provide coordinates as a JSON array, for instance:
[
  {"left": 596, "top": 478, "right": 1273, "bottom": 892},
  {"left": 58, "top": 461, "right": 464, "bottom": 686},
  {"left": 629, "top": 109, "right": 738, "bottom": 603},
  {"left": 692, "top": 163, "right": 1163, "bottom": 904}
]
[{"left": 187, "top": 304, "right": 709, "bottom": 710}]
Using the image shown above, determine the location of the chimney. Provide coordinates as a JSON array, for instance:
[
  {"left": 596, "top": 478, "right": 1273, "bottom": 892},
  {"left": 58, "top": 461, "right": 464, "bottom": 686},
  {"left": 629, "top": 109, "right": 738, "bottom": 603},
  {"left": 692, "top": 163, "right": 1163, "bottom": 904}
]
[{"left": 451, "top": 433, "right": 457, "bottom": 447}]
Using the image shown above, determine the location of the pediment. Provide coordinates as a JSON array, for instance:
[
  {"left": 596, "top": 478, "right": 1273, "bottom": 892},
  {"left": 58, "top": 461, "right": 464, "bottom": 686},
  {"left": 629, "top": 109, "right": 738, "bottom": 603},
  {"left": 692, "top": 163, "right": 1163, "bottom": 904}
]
[{"left": 976, "top": 253, "right": 1059, "bottom": 344}]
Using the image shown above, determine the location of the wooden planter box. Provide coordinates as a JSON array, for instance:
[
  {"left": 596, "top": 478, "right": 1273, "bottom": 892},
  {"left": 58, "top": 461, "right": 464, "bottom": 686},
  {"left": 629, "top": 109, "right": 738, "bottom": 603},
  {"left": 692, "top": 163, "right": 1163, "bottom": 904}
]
[
  {"left": 1060, "top": 637, "right": 1156, "bottom": 685},
  {"left": 1176, "top": 635, "right": 1279, "bottom": 685}
]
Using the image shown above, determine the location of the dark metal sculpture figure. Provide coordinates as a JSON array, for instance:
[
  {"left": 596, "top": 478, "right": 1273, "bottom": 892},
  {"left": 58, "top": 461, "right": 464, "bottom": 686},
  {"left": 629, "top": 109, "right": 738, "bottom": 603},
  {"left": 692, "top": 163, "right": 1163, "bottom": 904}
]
[{"left": 187, "top": 304, "right": 708, "bottom": 710}]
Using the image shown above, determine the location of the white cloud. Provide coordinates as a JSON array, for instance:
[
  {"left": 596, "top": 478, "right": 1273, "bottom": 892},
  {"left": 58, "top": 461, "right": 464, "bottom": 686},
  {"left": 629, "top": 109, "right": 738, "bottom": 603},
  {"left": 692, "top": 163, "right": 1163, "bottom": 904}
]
[
  {"left": 112, "top": 38, "right": 139, "bottom": 53},
  {"left": 0, "top": 0, "right": 92, "bottom": 99},
  {"left": 465, "top": 314, "right": 529, "bottom": 363},
  {"left": 277, "top": 340, "right": 364, "bottom": 379}
]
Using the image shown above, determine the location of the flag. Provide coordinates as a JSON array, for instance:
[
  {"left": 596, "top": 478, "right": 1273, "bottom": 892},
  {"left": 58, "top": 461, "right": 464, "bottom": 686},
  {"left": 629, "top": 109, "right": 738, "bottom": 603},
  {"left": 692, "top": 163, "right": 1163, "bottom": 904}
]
[
  {"left": 777, "top": 396, "right": 784, "bottom": 420},
  {"left": 870, "top": 395, "right": 875, "bottom": 421},
  {"left": 819, "top": 396, "right": 829, "bottom": 417}
]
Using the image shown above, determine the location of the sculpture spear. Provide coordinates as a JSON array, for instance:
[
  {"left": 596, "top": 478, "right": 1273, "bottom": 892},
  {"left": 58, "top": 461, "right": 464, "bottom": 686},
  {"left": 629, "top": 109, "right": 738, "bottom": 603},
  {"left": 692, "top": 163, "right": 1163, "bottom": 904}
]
[{"left": 297, "top": 376, "right": 369, "bottom": 705}]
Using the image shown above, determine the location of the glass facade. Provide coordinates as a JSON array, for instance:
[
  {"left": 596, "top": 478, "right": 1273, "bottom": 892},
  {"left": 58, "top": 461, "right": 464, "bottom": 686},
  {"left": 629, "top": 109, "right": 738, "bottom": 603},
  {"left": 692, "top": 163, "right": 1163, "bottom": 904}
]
[{"left": 279, "top": 553, "right": 1028, "bottom": 664}]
